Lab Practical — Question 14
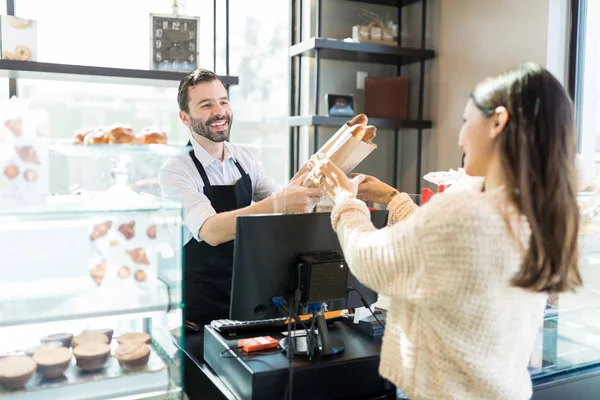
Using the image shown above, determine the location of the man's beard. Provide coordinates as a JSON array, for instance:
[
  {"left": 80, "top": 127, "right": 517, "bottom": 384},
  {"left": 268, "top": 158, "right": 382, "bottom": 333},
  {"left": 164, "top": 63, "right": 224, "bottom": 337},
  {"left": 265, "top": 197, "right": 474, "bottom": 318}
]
[{"left": 190, "top": 114, "right": 233, "bottom": 143}]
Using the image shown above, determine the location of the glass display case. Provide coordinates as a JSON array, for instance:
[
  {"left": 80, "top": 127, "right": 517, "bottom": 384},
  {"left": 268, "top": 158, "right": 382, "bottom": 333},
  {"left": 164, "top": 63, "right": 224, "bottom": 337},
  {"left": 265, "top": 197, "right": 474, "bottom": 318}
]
[
  {"left": 529, "top": 192, "right": 600, "bottom": 383},
  {"left": 0, "top": 141, "right": 187, "bottom": 400}
]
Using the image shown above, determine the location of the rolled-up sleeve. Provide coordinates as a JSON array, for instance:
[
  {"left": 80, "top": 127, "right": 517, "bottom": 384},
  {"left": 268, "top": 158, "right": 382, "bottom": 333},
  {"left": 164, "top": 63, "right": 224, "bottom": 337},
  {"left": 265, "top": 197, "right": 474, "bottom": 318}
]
[{"left": 158, "top": 161, "right": 216, "bottom": 242}]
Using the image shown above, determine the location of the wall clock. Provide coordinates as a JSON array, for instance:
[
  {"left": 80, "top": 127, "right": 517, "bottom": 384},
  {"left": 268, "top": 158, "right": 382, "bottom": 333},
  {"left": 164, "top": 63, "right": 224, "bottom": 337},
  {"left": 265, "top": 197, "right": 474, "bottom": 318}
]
[{"left": 150, "top": 13, "right": 200, "bottom": 72}]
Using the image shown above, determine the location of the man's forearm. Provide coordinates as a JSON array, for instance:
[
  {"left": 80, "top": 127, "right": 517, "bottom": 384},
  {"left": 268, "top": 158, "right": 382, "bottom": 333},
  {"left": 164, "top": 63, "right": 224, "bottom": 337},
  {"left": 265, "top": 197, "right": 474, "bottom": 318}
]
[{"left": 198, "top": 196, "right": 275, "bottom": 246}]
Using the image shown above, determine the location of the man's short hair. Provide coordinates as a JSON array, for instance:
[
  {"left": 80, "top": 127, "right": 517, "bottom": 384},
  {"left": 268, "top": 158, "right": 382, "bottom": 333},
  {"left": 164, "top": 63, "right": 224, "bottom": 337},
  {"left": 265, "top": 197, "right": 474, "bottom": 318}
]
[{"left": 177, "top": 68, "right": 223, "bottom": 112}]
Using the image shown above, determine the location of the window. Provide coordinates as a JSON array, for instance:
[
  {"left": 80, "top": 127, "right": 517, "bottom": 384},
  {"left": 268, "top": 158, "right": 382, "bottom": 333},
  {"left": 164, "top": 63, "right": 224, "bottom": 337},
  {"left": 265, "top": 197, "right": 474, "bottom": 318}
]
[
  {"left": 10, "top": 0, "right": 289, "bottom": 184},
  {"left": 572, "top": 0, "right": 600, "bottom": 162}
]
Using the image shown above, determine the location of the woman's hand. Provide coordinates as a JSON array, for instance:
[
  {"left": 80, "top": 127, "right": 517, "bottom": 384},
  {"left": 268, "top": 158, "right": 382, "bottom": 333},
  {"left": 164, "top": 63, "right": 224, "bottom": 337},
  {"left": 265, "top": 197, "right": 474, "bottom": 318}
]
[
  {"left": 350, "top": 173, "right": 399, "bottom": 205},
  {"left": 306, "top": 155, "right": 366, "bottom": 204}
]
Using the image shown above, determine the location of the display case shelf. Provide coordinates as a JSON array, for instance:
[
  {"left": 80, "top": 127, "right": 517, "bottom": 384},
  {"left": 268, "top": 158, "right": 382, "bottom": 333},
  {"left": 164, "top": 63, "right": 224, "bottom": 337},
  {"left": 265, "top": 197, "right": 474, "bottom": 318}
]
[
  {"left": 0, "top": 279, "right": 179, "bottom": 328},
  {"left": 0, "top": 343, "right": 176, "bottom": 400},
  {"left": 0, "top": 193, "right": 182, "bottom": 218},
  {"left": 0, "top": 60, "right": 239, "bottom": 88},
  {"left": 48, "top": 142, "right": 192, "bottom": 158}
]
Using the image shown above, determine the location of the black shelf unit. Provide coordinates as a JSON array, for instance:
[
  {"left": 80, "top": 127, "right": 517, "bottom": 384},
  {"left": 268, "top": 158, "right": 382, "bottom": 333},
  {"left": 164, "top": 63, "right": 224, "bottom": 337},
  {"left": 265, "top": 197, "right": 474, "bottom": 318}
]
[
  {"left": 289, "top": 115, "right": 431, "bottom": 130},
  {"left": 289, "top": 38, "right": 434, "bottom": 65},
  {"left": 0, "top": 60, "right": 239, "bottom": 87},
  {"left": 342, "top": 0, "right": 421, "bottom": 6},
  {"left": 2, "top": 0, "right": 238, "bottom": 96},
  {"left": 288, "top": 0, "right": 434, "bottom": 191}
]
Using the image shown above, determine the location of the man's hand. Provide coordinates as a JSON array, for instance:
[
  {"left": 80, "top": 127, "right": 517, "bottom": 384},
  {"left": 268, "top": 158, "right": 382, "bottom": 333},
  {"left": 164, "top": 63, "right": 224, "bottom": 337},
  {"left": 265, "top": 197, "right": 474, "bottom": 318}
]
[{"left": 272, "top": 185, "right": 323, "bottom": 214}]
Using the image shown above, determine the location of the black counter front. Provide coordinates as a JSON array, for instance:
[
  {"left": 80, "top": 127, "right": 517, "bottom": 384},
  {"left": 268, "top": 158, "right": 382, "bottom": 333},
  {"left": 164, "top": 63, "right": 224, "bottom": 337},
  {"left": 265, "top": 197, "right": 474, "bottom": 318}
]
[{"left": 203, "top": 321, "right": 395, "bottom": 400}]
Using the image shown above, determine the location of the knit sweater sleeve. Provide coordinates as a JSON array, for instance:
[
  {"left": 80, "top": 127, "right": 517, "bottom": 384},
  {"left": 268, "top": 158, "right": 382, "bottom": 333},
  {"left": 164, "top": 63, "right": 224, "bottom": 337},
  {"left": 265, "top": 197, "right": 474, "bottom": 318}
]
[
  {"left": 331, "top": 192, "right": 486, "bottom": 302},
  {"left": 387, "top": 193, "right": 419, "bottom": 225}
]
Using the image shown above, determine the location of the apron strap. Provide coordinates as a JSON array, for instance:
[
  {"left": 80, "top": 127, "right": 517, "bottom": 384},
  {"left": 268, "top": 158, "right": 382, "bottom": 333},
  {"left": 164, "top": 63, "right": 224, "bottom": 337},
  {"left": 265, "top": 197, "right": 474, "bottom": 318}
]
[
  {"left": 232, "top": 158, "right": 247, "bottom": 177},
  {"left": 187, "top": 140, "right": 212, "bottom": 187},
  {"left": 188, "top": 140, "right": 249, "bottom": 185}
]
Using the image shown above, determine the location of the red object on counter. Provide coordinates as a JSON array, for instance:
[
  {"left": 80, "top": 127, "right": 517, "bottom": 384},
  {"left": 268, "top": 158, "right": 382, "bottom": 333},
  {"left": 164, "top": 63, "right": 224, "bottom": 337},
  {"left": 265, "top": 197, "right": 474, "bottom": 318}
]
[
  {"left": 438, "top": 185, "right": 446, "bottom": 193},
  {"left": 421, "top": 188, "right": 434, "bottom": 204}
]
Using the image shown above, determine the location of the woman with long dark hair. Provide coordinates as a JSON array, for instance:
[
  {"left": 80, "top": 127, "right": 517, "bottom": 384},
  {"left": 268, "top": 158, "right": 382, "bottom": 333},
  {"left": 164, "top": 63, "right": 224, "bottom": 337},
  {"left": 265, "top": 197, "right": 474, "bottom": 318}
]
[{"left": 308, "top": 63, "right": 582, "bottom": 399}]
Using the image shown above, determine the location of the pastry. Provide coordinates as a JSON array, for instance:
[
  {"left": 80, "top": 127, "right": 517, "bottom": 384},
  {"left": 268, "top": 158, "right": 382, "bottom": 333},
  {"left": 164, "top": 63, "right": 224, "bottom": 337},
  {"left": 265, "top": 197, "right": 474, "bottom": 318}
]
[
  {"left": 90, "top": 261, "right": 106, "bottom": 286},
  {"left": 115, "top": 342, "right": 150, "bottom": 371},
  {"left": 362, "top": 126, "right": 377, "bottom": 143},
  {"left": 118, "top": 266, "right": 130, "bottom": 280},
  {"left": 7, "top": 16, "right": 33, "bottom": 29},
  {"left": 147, "top": 225, "right": 157, "bottom": 239},
  {"left": 4, "top": 164, "right": 19, "bottom": 180},
  {"left": 83, "top": 128, "right": 108, "bottom": 145},
  {"left": 82, "top": 329, "right": 114, "bottom": 342},
  {"left": 136, "top": 127, "right": 168, "bottom": 144},
  {"left": 118, "top": 221, "right": 135, "bottom": 240},
  {"left": 72, "top": 332, "right": 109, "bottom": 348},
  {"left": 33, "top": 347, "right": 72, "bottom": 379},
  {"left": 90, "top": 221, "right": 112, "bottom": 241},
  {"left": 117, "top": 332, "right": 151, "bottom": 345},
  {"left": 2, "top": 51, "right": 14, "bottom": 60},
  {"left": 107, "top": 124, "right": 135, "bottom": 144},
  {"left": 134, "top": 269, "right": 147, "bottom": 282},
  {"left": 25, "top": 342, "right": 63, "bottom": 357},
  {"left": 23, "top": 169, "right": 38, "bottom": 182},
  {"left": 74, "top": 127, "right": 93, "bottom": 143},
  {"left": 73, "top": 343, "right": 110, "bottom": 372},
  {"left": 41, "top": 333, "right": 73, "bottom": 348},
  {"left": 14, "top": 45, "right": 31, "bottom": 61},
  {"left": 15, "top": 146, "right": 41, "bottom": 164},
  {"left": 5, "top": 118, "right": 22, "bottom": 136},
  {"left": 126, "top": 248, "right": 150, "bottom": 265},
  {"left": 0, "top": 356, "right": 36, "bottom": 390}
]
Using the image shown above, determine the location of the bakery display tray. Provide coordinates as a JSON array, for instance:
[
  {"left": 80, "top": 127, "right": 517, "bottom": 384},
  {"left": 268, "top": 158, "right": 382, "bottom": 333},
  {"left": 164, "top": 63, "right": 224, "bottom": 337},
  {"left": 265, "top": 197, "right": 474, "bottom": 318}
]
[
  {"left": 49, "top": 142, "right": 192, "bottom": 158},
  {"left": 0, "top": 346, "right": 171, "bottom": 400}
]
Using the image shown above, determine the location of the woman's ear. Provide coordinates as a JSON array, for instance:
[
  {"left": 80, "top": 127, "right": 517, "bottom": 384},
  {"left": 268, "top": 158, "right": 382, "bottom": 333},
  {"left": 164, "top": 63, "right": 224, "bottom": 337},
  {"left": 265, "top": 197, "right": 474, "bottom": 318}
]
[{"left": 490, "top": 106, "right": 509, "bottom": 139}]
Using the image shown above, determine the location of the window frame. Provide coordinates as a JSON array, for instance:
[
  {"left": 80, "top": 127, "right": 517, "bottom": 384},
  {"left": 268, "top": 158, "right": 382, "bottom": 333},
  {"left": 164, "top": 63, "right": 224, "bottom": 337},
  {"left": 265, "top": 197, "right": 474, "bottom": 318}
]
[{"left": 569, "top": 0, "right": 600, "bottom": 163}]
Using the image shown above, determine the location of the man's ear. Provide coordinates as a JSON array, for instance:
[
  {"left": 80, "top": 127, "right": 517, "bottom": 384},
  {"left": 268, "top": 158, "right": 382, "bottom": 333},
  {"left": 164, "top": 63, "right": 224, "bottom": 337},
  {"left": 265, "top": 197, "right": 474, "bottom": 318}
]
[
  {"left": 179, "top": 110, "right": 191, "bottom": 128},
  {"left": 490, "top": 106, "right": 508, "bottom": 139}
]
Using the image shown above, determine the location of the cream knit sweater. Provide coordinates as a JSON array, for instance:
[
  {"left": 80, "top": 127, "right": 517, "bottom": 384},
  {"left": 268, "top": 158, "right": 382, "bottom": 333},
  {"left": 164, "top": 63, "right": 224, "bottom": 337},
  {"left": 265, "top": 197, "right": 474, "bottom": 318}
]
[{"left": 331, "top": 191, "right": 547, "bottom": 400}]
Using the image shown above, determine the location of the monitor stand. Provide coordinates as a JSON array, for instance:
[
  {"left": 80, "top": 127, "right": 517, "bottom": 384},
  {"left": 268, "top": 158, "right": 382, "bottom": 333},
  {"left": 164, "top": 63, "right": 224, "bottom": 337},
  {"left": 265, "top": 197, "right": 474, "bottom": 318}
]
[{"left": 280, "top": 312, "right": 344, "bottom": 358}]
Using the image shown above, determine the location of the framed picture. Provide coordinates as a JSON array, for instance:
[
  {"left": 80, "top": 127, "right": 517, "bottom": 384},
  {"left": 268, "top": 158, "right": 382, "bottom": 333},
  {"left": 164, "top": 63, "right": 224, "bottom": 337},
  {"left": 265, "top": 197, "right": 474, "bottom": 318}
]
[{"left": 326, "top": 94, "right": 355, "bottom": 117}]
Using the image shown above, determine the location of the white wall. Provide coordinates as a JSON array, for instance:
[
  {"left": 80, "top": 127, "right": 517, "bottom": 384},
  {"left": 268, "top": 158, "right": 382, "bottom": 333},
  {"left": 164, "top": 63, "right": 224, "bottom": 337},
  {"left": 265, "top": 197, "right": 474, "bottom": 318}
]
[
  {"left": 431, "top": 0, "right": 551, "bottom": 176},
  {"left": 298, "top": 0, "right": 554, "bottom": 193}
]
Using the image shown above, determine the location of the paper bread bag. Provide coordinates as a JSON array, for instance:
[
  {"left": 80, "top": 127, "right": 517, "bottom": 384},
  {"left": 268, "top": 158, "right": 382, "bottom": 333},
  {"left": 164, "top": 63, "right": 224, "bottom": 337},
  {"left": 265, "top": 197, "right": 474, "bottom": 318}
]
[{"left": 292, "top": 114, "right": 377, "bottom": 184}]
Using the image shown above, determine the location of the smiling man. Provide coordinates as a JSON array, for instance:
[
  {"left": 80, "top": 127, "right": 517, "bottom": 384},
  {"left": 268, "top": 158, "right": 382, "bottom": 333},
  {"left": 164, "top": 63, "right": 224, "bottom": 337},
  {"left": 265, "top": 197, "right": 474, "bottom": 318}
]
[{"left": 158, "top": 69, "right": 321, "bottom": 353}]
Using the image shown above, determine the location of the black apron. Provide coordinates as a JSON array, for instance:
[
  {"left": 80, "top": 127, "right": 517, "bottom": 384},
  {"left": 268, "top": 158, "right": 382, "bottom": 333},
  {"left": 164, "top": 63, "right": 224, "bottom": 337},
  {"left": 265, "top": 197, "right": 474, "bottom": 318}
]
[{"left": 183, "top": 142, "right": 253, "bottom": 328}]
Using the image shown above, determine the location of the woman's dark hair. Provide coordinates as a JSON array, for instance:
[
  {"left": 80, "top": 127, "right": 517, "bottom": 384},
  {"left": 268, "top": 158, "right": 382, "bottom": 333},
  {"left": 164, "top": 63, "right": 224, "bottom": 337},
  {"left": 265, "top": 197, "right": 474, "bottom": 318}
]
[
  {"left": 471, "top": 63, "right": 582, "bottom": 293},
  {"left": 177, "top": 68, "right": 222, "bottom": 113}
]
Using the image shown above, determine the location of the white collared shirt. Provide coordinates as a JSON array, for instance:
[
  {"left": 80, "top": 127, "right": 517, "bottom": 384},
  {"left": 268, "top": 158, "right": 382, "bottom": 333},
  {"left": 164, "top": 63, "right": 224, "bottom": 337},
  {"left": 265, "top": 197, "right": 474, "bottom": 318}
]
[{"left": 158, "top": 136, "right": 279, "bottom": 244}]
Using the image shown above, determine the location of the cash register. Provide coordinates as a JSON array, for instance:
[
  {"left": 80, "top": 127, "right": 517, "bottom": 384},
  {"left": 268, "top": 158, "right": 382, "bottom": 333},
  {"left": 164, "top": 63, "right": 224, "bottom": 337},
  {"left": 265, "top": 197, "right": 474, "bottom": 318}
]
[{"left": 199, "top": 211, "right": 396, "bottom": 400}]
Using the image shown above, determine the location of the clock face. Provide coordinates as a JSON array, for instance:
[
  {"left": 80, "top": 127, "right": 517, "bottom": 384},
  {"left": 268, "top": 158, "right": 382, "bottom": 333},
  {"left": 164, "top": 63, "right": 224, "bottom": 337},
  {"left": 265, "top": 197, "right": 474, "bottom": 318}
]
[{"left": 150, "top": 15, "right": 199, "bottom": 72}]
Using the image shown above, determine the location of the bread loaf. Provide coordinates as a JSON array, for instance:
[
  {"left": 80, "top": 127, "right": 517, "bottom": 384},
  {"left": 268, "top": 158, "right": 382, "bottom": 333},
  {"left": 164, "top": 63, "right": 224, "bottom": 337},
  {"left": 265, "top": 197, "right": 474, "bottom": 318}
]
[
  {"left": 348, "top": 114, "right": 368, "bottom": 127},
  {"left": 363, "top": 126, "right": 377, "bottom": 143},
  {"left": 350, "top": 124, "right": 366, "bottom": 141}
]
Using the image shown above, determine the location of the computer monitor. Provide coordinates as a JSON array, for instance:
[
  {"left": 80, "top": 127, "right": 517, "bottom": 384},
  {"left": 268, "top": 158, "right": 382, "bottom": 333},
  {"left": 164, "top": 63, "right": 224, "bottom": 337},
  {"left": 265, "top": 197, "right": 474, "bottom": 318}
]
[{"left": 230, "top": 210, "right": 388, "bottom": 322}]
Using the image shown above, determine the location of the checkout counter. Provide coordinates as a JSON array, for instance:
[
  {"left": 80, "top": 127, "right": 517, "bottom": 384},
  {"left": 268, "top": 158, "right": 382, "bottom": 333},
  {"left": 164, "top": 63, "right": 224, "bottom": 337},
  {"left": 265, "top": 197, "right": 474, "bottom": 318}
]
[{"left": 182, "top": 198, "right": 600, "bottom": 399}]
